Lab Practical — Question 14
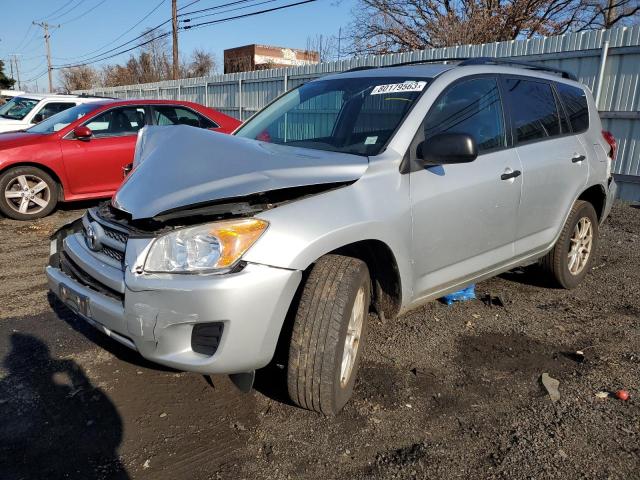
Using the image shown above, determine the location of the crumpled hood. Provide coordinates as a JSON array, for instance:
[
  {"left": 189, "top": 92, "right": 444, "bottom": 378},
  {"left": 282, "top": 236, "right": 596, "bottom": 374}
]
[{"left": 113, "top": 125, "right": 368, "bottom": 220}]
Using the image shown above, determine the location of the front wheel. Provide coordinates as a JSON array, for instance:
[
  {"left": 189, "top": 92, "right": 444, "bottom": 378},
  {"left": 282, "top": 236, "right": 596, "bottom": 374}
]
[
  {"left": 540, "top": 200, "right": 599, "bottom": 289},
  {"left": 0, "top": 166, "right": 59, "bottom": 220},
  {"left": 287, "top": 254, "right": 371, "bottom": 415}
]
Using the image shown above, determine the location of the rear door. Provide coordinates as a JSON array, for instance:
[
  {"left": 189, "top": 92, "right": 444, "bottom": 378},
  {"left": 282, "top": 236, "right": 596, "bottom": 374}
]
[
  {"left": 60, "top": 105, "right": 148, "bottom": 195},
  {"left": 501, "top": 77, "right": 589, "bottom": 256},
  {"left": 409, "top": 76, "right": 522, "bottom": 298}
]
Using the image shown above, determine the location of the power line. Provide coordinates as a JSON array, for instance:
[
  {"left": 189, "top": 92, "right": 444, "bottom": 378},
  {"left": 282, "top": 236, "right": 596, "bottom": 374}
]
[
  {"left": 53, "top": 0, "right": 245, "bottom": 66},
  {"left": 178, "top": 0, "right": 264, "bottom": 17},
  {"left": 47, "top": 0, "right": 86, "bottom": 22},
  {"left": 59, "top": 0, "right": 109, "bottom": 25},
  {"left": 36, "top": 0, "right": 78, "bottom": 21},
  {"left": 53, "top": 0, "right": 318, "bottom": 69},
  {"left": 184, "top": 0, "right": 317, "bottom": 29},
  {"left": 55, "top": 0, "right": 167, "bottom": 60},
  {"left": 183, "top": 0, "right": 279, "bottom": 22}
]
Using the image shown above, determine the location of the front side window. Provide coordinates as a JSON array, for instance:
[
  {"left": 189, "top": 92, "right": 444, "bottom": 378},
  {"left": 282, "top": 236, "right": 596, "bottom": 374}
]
[
  {"left": 27, "top": 103, "right": 100, "bottom": 134},
  {"left": 505, "top": 79, "right": 560, "bottom": 143},
  {"left": 556, "top": 83, "right": 589, "bottom": 133},
  {"left": 85, "top": 107, "right": 146, "bottom": 137},
  {"left": 153, "top": 106, "right": 218, "bottom": 129},
  {"left": 424, "top": 77, "right": 506, "bottom": 153},
  {"left": 0, "top": 97, "right": 39, "bottom": 120},
  {"left": 35, "top": 102, "right": 76, "bottom": 122},
  {"left": 235, "top": 76, "right": 430, "bottom": 156}
]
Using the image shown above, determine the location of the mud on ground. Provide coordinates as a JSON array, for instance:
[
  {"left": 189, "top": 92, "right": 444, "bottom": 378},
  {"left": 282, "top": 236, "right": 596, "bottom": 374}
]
[{"left": 0, "top": 202, "right": 638, "bottom": 479}]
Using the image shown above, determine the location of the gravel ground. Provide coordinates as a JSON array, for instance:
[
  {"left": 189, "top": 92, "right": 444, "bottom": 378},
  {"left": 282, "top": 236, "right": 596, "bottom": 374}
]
[{"left": 0, "top": 201, "right": 638, "bottom": 479}]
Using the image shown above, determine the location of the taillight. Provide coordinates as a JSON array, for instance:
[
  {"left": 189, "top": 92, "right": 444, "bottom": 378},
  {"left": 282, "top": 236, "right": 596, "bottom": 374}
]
[{"left": 602, "top": 130, "right": 617, "bottom": 161}]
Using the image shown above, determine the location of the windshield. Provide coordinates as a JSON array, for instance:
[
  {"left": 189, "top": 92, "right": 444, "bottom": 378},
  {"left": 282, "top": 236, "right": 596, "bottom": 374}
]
[
  {"left": 235, "top": 76, "right": 430, "bottom": 156},
  {"left": 26, "top": 103, "right": 101, "bottom": 134},
  {"left": 0, "top": 97, "right": 39, "bottom": 120}
]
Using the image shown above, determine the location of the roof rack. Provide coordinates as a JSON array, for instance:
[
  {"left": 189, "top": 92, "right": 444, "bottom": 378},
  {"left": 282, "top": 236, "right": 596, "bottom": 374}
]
[
  {"left": 343, "top": 57, "right": 470, "bottom": 73},
  {"left": 341, "top": 56, "right": 577, "bottom": 80},
  {"left": 458, "top": 57, "right": 577, "bottom": 80}
]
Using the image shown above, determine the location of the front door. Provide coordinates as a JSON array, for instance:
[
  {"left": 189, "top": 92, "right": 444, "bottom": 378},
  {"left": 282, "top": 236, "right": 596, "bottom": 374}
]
[
  {"left": 500, "top": 77, "right": 589, "bottom": 256},
  {"left": 409, "top": 76, "right": 522, "bottom": 300},
  {"left": 60, "top": 106, "right": 147, "bottom": 196}
]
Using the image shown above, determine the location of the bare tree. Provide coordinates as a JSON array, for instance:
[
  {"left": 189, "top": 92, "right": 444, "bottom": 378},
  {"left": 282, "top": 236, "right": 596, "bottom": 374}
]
[
  {"left": 60, "top": 65, "right": 99, "bottom": 92},
  {"left": 184, "top": 49, "right": 216, "bottom": 78},
  {"left": 305, "top": 34, "right": 338, "bottom": 62},
  {"left": 346, "top": 0, "right": 633, "bottom": 54},
  {"left": 579, "top": 0, "right": 640, "bottom": 29}
]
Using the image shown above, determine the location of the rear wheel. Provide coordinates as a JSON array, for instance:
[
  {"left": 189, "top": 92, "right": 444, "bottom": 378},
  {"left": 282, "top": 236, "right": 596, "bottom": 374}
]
[
  {"left": 540, "top": 200, "right": 598, "bottom": 289},
  {"left": 287, "top": 254, "right": 371, "bottom": 415},
  {"left": 0, "top": 166, "right": 59, "bottom": 220}
]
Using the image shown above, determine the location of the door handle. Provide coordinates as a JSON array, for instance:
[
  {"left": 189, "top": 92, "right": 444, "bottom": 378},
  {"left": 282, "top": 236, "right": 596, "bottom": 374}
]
[
  {"left": 501, "top": 170, "right": 521, "bottom": 181},
  {"left": 572, "top": 154, "right": 586, "bottom": 163}
]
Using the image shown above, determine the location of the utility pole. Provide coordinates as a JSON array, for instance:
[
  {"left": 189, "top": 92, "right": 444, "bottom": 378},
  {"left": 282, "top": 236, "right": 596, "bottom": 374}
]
[
  {"left": 10, "top": 54, "right": 22, "bottom": 90},
  {"left": 172, "top": 0, "right": 179, "bottom": 80},
  {"left": 33, "top": 21, "right": 59, "bottom": 92}
]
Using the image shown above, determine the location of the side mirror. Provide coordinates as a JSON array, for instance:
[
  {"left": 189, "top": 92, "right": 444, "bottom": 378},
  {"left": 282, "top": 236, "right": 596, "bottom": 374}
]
[
  {"left": 73, "top": 125, "right": 93, "bottom": 141},
  {"left": 33, "top": 113, "right": 44, "bottom": 123},
  {"left": 417, "top": 132, "right": 478, "bottom": 166}
]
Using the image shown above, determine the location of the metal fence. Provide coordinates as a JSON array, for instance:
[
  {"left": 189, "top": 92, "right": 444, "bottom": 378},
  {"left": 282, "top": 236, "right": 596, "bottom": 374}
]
[{"left": 76, "top": 25, "right": 640, "bottom": 200}]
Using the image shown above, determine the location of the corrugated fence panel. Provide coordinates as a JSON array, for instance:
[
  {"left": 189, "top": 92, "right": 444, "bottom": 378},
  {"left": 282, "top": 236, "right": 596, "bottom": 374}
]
[{"left": 76, "top": 25, "right": 640, "bottom": 186}]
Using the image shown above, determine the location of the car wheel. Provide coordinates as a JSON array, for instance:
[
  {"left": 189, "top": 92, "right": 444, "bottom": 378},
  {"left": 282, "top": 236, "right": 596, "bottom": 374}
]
[
  {"left": 0, "top": 166, "right": 59, "bottom": 220},
  {"left": 540, "top": 200, "right": 599, "bottom": 289},
  {"left": 287, "top": 254, "right": 371, "bottom": 415}
]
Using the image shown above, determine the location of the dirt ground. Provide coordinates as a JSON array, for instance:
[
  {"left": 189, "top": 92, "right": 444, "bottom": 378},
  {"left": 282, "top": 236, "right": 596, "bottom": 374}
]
[{"left": 0, "top": 201, "right": 638, "bottom": 480}]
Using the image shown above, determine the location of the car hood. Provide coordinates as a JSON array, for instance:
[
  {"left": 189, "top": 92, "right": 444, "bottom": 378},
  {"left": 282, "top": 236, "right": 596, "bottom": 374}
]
[
  {"left": 113, "top": 126, "right": 369, "bottom": 220},
  {"left": 0, "top": 119, "right": 28, "bottom": 133}
]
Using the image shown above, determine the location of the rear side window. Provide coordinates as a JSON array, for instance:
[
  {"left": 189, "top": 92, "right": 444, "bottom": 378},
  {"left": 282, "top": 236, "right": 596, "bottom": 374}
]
[
  {"left": 153, "top": 106, "right": 218, "bottom": 129},
  {"left": 556, "top": 83, "right": 589, "bottom": 133},
  {"left": 424, "top": 77, "right": 506, "bottom": 153},
  {"left": 504, "top": 79, "right": 560, "bottom": 143}
]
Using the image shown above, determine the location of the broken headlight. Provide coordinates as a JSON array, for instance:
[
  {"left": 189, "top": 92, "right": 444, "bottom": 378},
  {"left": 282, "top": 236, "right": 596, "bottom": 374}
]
[{"left": 144, "top": 218, "right": 268, "bottom": 273}]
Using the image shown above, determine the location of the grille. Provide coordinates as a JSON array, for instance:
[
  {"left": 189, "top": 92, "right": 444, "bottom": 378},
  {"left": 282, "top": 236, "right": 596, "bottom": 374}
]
[
  {"left": 84, "top": 208, "right": 129, "bottom": 268},
  {"left": 101, "top": 245, "right": 125, "bottom": 263},
  {"left": 103, "top": 227, "right": 128, "bottom": 244}
]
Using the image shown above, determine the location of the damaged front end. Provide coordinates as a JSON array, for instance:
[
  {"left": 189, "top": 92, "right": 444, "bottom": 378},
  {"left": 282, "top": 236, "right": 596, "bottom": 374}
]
[{"left": 46, "top": 125, "right": 366, "bottom": 375}]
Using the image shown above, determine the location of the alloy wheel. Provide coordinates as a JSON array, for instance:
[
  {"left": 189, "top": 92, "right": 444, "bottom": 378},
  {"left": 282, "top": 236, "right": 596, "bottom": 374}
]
[
  {"left": 568, "top": 216, "right": 593, "bottom": 275},
  {"left": 4, "top": 174, "right": 51, "bottom": 216}
]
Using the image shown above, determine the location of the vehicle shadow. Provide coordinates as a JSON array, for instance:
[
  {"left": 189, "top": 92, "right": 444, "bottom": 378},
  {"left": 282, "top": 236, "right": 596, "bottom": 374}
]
[
  {"left": 499, "top": 265, "right": 559, "bottom": 289},
  {"left": 0, "top": 333, "right": 130, "bottom": 479},
  {"left": 47, "top": 292, "right": 175, "bottom": 373},
  {"left": 57, "top": 199, "right": 103, "bottom": 213}
]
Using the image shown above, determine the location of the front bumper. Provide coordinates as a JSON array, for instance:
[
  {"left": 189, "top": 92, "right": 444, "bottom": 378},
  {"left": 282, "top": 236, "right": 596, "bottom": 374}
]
[{"left": 47, "top": 221, "right": 301, "bottom": 374}]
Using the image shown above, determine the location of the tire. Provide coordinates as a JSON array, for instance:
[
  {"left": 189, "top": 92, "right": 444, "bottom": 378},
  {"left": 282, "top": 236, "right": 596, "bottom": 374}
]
[
  {"left": 540, "top": 200, "right": 599, "bottom": 289},
  {"left": 0, "top": 166, "right": 59, "bottom": 220},
  {"left": 287, "top": 254, "right": 371, "bottom": 415}
]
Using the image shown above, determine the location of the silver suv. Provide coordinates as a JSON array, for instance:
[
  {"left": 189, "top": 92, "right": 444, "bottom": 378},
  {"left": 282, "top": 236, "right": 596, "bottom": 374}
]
[{"left": 47, "top": 59, "right": 617, "bottom": 414}]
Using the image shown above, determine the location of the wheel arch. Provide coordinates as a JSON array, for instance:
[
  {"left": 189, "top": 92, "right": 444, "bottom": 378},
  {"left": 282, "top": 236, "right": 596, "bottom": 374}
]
[
  {"left": 0, "top": 162, "right": 65, "bottom": 200},
  {"left": 577, "top": 183, "right": 606, "bottom": 221}
]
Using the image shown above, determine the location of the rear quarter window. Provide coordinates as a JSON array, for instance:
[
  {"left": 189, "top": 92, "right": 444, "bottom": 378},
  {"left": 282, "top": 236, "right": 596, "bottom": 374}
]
[{"left": 556, "top": 83, "right": 589, "bottom": 133}]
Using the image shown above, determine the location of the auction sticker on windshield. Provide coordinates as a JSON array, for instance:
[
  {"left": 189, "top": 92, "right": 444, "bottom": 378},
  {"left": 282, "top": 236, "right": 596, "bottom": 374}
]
[{"left": 371, "top": 81, "right": 427, "bottom": 95}]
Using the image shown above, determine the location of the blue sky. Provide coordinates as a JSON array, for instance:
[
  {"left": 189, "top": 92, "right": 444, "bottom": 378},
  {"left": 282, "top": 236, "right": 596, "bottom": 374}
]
[{"left": 1, "top": 0, "right": 355, "bottom": 91}]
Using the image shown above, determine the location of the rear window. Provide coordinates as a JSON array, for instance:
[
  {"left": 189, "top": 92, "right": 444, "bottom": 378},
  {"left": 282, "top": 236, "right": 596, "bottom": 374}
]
[
  {"left": 504, "top": 78, "right": 561, "bottom": 143},
  {"left": 556, "top": 83, "right": 589, "bottom": 133}
]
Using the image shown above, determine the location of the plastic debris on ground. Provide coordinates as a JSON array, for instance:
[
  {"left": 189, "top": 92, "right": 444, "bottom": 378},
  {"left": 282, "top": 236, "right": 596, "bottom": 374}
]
[
  {"left": 440, "top": 284, "right": 476, "bottom": 305},
  {"left": 541, "top": 373, "right": 561, "bottom": 402}
]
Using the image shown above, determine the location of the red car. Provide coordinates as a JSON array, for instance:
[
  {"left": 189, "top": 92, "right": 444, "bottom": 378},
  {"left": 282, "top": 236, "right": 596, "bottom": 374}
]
[{"left": 0, "top": 99, "right": 240, "bottom": 220}]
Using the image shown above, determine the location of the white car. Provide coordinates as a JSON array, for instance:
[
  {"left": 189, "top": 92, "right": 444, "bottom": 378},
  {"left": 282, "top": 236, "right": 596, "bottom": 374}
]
[{"left": 0, "top": 94, "right": 103, "bottom": 133}]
